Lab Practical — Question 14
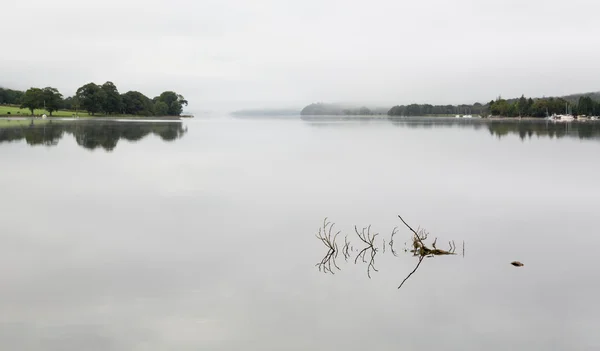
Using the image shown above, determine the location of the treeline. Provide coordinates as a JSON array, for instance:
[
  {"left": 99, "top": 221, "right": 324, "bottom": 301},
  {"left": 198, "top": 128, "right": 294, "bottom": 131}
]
[
  {"left": 387, "top": 93, "right": 600, "bottom": 117},
  {"left": 0, "top": 83, "right": 188, "bottom": 116},
  {"left": 301, "top": 103, "right": 388, "bottom": 116},
  {"left": 489, "top": 95, "right": 600, "bottom": 117},
  {"left": 0, "top": 88, "right": 24, "bottom": 105},
  {"left": 388, "top": 103, "right": 485, "bottom": 116}
]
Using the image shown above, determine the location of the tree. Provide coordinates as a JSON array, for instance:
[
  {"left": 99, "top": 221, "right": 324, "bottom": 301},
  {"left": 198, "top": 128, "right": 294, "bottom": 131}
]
[
  {"left": 20, "top": 88, "right": 43, "bottom": 115},
  {"left": 0, "top": 88, "right": 24, "bottom": 105},
  {"left": 76, "top": 83, "right": 106, "bottom": 115},
  {"left": 517, "top": 95, "right": 528, "bottom": 116},
  {"left": 101, "top": 81, "right": 123, "bottom": 115},
  {"left": 578, "top": 96, "right": 595, "bottom": 116},
  {"left": 154, "top": 101, "right": 169, "bottom": 116},
  {"left": 41, "top": 87, "right": 63, "bottom": 116},
  {"left": 121, "top": 91, "right": 154, "bottom": 115},
  {"left": 63, "top": 96, "right": 80, "bottom": 111},
  {"left": 156, "top": 91, "right": 188, "bottom": 116}
]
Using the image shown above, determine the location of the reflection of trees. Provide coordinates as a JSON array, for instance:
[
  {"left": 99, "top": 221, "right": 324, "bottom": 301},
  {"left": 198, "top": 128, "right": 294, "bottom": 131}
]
[
  {"left": 486, "top": 121, "right": 600, "bottom": 140},
  {"left": 0, "top": 122, "right": 65, "bottom": 146},
  {"left": 316, "top": 215, "right": 462, "bottom": 291},
  {"left": 71, "top": 123, "right": 122, "bottom": 151},
  {"left": 388, "top": 117, "right": 486, "bottom": 131},
  {"left": 0, "top": 121, "right": 187, "bottom": 151},
  {"left": 24, "top": 123, "right": 64, "bottom": 146},
  {"left": 387, "top": 118, "right": 600, "bottom": 141},
  {"left": 153, "top": 124, "right": 188, "bottom": 141},
  {"left": 489, "top": 121, "right": 600, "bottom": 140}
]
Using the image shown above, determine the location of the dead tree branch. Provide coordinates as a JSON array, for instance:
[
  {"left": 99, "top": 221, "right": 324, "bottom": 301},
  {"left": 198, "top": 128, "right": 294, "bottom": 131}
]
[
  {"left": 397, "top": 215, "right": 456, "bottom": 289},
  {"left": 354, "top": 225, "right": 379, "bottom": 278},
  {"left": 398, "top": 255, "right": 424, "bottom": 289},
  {"left": 389, "top": 226, "right": 399, "bottom": 257},
  {"left": 342, "top": 235, "right": 351, "bottom": 261},
  {"left": 316, "top": 217, "right": 341, "bottom": 274}
]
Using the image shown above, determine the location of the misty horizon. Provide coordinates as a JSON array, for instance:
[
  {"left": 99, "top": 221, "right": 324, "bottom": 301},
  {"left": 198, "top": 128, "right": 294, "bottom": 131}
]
[{"left": 3, "top": 0, "right": 600, "bottom": 114}]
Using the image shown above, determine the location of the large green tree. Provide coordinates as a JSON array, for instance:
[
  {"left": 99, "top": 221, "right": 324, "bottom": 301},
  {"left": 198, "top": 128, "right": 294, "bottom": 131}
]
[
  {"left": 154, "top": 101, "right": 169, "bottom": 116},
  {"left": 121, "top": 91, "right": 154, "bottom": 115},
  {"left": 578, "top": 96, "right": 595, "bottom": 116},
  {"left": 101, "top": 81, "right": 123, "bottom": 115},
  {"left": 156, "top": 91, "right": 188, "bottom": 116},
  {"left": 20, "top": 88, "right": 43, "bottom": 115},
  {"left": 76, "top": 83, "right": 106, "bottom": 115},
  {"left": 41, "top": 87, "right": 63, "bottom": 116}
]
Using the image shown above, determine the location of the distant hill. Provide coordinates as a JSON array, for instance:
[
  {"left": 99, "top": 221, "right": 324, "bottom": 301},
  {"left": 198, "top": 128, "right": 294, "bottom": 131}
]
[
  {"left": 231, "top": 108, "right": 301, "bottom": 117},
  {"left": 555, "top": 92, "right": 600, "bottom": 104},
  {"left": 496, "top": 91, "right": 600, "bottom": 105},
  {"left": 300, "top": 103, "right": 389, "bottom": 116}
]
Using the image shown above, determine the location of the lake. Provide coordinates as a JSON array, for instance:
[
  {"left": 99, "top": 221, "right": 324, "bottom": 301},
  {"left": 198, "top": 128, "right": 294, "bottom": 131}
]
[{"left": 1, "top": 117, "right": 599, "bottom": 350}]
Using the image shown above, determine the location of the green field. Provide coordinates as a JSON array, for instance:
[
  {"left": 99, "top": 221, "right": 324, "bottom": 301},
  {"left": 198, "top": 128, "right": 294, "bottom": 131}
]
[{"left": 0, "top": 105, "right": 92, "bottom": 117}]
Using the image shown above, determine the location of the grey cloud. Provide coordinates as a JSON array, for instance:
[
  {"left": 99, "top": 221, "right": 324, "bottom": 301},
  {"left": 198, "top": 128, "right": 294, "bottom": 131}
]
[{"left": 2, "top": 0, "right": 600, "bottom": 113}]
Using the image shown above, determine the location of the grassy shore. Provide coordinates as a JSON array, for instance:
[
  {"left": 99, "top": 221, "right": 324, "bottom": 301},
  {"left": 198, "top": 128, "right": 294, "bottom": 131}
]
[
  {"left": 0, "top": 105, "right": 189, "bottom": 119},
  {"left": 0, "top": 105, "right": 95, "bottom": 117}
]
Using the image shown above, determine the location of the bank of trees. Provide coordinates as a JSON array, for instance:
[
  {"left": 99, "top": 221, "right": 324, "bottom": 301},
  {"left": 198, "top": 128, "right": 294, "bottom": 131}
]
[
  {"left": 489, "top": 95, "right": 600, "bottom": 117},
  {"left": 301, "top": 103, "right": 388, "bottom": 116},
  {"left": 1, "top": 83, "right": 188, "bottom": 116},
  {"left": 0, "top": 88, "right": 24, "bottom": 105},
  {"left": 388, "top": 103, "right": 486, "bottom": 116},
  {"left": 387, "top": 94, "right": 600, "bottom": 118}
]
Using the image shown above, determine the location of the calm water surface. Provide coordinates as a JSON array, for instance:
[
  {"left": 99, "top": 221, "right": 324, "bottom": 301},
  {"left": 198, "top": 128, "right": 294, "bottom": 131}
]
[{"left": 1, "top": 117, "right": 599, "bottom": 350}]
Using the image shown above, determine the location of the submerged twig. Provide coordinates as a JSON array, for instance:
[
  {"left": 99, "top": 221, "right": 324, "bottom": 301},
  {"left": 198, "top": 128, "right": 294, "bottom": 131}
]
[
  {"left": 316, "top": 218, "right": 341, "bottom": 274},
  {"left": 397, "top": 215, "right": 456, "bottom": 289},
  {"left": 398, "top": 256, "right": 425, "bottom": 289},
  {"left": 314, "top": 215, "right": 463, "bottom": 290},
  {"left": 342, "top": 235, "right": 351, "bottom": 261},
  {"left": 354, "top": 225, "right": 379, "bottom": 278},
  {"left": 389, "top": 226, "right": 399, "bottom": 257}
]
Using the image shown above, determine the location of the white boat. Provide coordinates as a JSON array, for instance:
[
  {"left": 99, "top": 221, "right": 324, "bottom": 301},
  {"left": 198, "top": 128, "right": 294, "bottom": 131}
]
[{"left": 550, "top": 103, "right": 575, "bottom": 122}]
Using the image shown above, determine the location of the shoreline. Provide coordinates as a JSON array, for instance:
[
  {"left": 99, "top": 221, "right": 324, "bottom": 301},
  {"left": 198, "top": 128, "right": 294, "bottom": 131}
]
[{"left": 0, "top": 115, "right": 183, "bottom": 121}]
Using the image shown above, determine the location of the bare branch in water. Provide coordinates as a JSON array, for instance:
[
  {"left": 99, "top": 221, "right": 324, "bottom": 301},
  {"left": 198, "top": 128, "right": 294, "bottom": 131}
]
[
  {"left": 389, "top": 226, "right": 399, "bottom": 257},
  {"left": 315, "top": 215, "right": 462, "bottom": 290},
  {"left": 397, "top": 215, "right": 456, "bottom": 289},
  {"left": 342, "top": 235, "right": 351, "bottom": 261},
  {"left": 398, "top": 255, "right": 425, "bottom": 289},
  {"left": 315, "top": 217, "right": 341, "bottom": 274},
  {"left": 354, "top": 225, "right": 379, "bottom": 278},
  {"left": 398, "top": 215, "right": 426, "bottom": 247}
]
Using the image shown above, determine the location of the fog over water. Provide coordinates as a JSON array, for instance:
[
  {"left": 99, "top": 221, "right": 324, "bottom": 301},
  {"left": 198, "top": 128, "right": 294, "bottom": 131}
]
[{"left": 1, "top": 118, "right": 599, "bottom": 350}]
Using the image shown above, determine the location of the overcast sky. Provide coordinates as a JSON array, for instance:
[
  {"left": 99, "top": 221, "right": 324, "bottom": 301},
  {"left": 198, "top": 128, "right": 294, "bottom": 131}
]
[{"left": 2, "top": 0, "right": 600, "bottom": 112}]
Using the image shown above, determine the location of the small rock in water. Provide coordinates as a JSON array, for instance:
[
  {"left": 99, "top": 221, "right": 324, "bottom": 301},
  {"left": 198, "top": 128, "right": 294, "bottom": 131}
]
[{"left": 511, "top": 261, "right": 524, "bottom": 267}]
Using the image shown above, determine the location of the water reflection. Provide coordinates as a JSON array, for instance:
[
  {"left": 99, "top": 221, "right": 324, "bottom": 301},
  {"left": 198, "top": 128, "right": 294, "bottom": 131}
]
[
  {"left": 302, "top": 116, "right": 600, "bottom": 141},
  {"left": 391, "top": 118, "right": 600, "bottom": 140},
  {"left": 316, "top": 215, "right": 463, "bottom": 290},
  {"left": 0, "top": 120, "right": 187, "bottom": 151}
]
